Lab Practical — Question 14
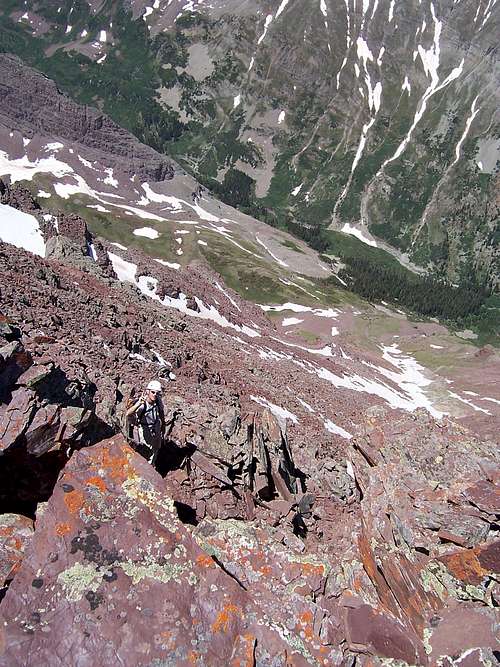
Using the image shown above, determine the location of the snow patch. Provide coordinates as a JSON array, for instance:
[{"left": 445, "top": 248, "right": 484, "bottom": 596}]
[
  {"left": 276, "top": 0, "right": 290, "bottom": 19},
  {"left": 257, "top": 14, "right": 273, "bottom": 45},
  {"left": 342, "top": 223, "right": 377, "bottom": 247},
  {"left": 297, "top": 397, "right": 314, "bottom": 413},
  {"left": 154, "top": 258, "right": 180, "bottom": 269},
  {"left": 324, "top": 419, "right": 352, "bottom": 439},
  {"left": 0, "top": 204, "right": 46, "bottom": 257},
  {"left": 282, "top": 317, "right": 304, "bottom": 326},
  {"left": 133, "top": 227, "right": 159, "bottom": 239},
  {"left": 250, "top": 396, "right": 298, "bottom": 424},
  {"left": 255, "top": 236, "right": 288, "bottom": 267}
]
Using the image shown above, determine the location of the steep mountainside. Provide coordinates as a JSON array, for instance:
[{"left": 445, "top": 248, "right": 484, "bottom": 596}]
[
  {"left": 1, "top": 0, "right": 498, "bottom": 288},
  {"left": 0, "top": 180, "right": 499, "bottom": 665}
]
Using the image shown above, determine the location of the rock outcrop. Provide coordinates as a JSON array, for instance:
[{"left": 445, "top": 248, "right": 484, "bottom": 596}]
[{"left": 0, "top": 54, "right": 178, "bottom": 184}]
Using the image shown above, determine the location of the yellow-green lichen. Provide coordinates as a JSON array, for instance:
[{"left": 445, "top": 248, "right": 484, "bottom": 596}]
[
  {"left": 120, "top": 557, "right": 187, "bottom": 585},
  {"left": 57, "top": 562, "right": 102, "bottom": 602},
  {"left": 122, "top": 478, "right": 177, "bottom": 532},
  {"left": 422, "top": 627, "right": 433, "bottom": 655}
]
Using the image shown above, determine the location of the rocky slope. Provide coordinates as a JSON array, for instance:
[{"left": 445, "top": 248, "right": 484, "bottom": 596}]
[
  {"left": 0, "top": 180, "right": 499, "bottom": 665},
  {"left": 1, "top": 0, "right": 498, "bottom": 288}
]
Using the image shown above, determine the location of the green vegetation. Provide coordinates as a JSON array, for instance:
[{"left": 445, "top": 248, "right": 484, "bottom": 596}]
[{"left": 280, "top": 238, "right": 304, "bottom": 253}]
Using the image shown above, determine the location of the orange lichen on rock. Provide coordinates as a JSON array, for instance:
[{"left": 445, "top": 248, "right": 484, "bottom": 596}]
[
  {"left": 440, "top": 548, "right": 488, "bottom": 585},
  {"left": 301, "top": 562, "right": 324, "bottom": 576},
  {"left": 187, "top": 650, "right": 200, "bottom": 665},
  {"left": 86, "top": 440, "right": 136, "bottom": 485},
  {"left": 63, "top": 489, "right": 85, "bottom": 515},
  {"left": 297, "top": 610, "right": 314, "bottom": 641},
  {"left": 55, "top": 522, "right": 71, "bottom": 536},
  {"left": 86, "top": 476, "right": 106, "bottom": 493},
  {"left": 212, "top": 603, "right": 242, "bottom": 633},
  {"left": 196, "top": 553, "right": 215, "bottom": 569}
]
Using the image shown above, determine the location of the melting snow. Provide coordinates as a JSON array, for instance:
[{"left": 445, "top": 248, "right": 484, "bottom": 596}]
[
  {"left": 37, "top": 190, "right": 52, "bottom": 198},
  {"left": 111, "top": 242, "right": 128, "bottom": 251},
  {"left": 319, "top": 0, "right": 327, "bottom": 17},
  {"left": 233, "top": 94, "right": 241, "bottom": 109},
  {"left": 278, "top": 110, "right": 286, "bottom": 124},
  {"left": 154, "top": 258, "right": 180, "bottom": 269},
  {"left": 282, "top": 317, "right": 304, "bottom": 326},
  {"left": 262, "top": 303, "right": 339, "bottom": 318},
  {"left": 197, "top": 239, "right": 208, "bottom": 246},
  {"left": 0, "top": 204, "right": 46, "bottom": 257},
  {"left": 380, "top": 4, "right": 464, "bottom": 170},
  {"left": 108, "top": 251, "right": 260, "bottom": 338},
  {"left": 342, "top": 223, "right": 377, "bottom": 247},
  {"left": 250, "top": 396, "right": 298, "bottom": 424},
  {"left": 87, "top": 204, "right": 110, "bottom": 213},
  {"left": 324, "top": 419, "right": 352, "bottom": 439},
  {"left": 276, "top": 0, "right": 290, "bottom": 19},
  {"left": 448, "top": 391, "right": 491, "bottom": 415},
  {"left": 255, "top": 236, "right": 288, "bottom": 267},
  {"left": 388, "top": 0, "right": 396, "bottom": 21},
  {"left": 452, "top": 96, "right": 480, "bottom": 165},
  {"left": 272, "top": 337, "right": 335, "bottom": 358},
  {"left": 99, "top": 30, "right": 107, "bottom": 42},
  {"left": 297, "top": 397, "right": 314, "bottom": 413},
  {"left": 291, "top": 184, "right": 303, "bottom": 196},
  {"left": 45, "top": 142, "right": 64, "bottom": 152},
  {"left": 481, "top": 396, "right": 500, "bottom": 406},
  {"left": 215, "top": 281, "right": 241, "bottom": 311},
  {"left": 257, "top": 14, "right": 273, "bottom": 45},
  {"left": 133, "top": 227, "right": 159, "bottom": 239},
  {"left": 402, "top": 76, "right": 411, "bottom": 94}
]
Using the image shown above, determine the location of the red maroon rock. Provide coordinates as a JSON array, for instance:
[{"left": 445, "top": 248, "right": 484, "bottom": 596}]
[
  {"left": 0, "top": 437, "right": 323, "bottom": 666},
  {"left": 0, "top": 387, "right": 36, "bottom": 452},
  {"left": 0, "top": 514, "right": 34, "bottom": 587},
  {"left": 463, "top": 479, "right": 500, "bottom": 515},
  {"left": 343, "top": 601, "right": 425, "bottom": 665}
]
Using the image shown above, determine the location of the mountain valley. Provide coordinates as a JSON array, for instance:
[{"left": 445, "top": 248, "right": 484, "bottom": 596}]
[{"left": 0, "top": 3, "right": 499, "bottom": 666}]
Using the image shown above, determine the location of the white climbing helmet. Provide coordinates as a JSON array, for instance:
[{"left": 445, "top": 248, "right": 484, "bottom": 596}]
[{"left": 146, "top": 380, "right": 162, "bottom": 393}]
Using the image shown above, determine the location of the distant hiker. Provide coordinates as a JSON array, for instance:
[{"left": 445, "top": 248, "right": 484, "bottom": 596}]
[{"left": 126, "top": 380, "right": 165, "bottom": 465}]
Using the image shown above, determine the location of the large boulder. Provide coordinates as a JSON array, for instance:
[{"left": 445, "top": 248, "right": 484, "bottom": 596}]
[{"left": 0, "top": 436, "right": 321, "bottom": 666}]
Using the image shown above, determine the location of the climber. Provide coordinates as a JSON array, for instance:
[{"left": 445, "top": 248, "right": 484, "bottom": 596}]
[{"left": 126, "top": 379, "right": 165, "bottom": 466}]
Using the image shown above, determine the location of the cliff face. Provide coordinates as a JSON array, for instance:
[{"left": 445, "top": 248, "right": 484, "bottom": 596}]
[
  {"left": 0, "top": 185, "right": 499, "bottom": 665},
  {"left": 0, "top": 54, "right": 177, "bottom": 183}
]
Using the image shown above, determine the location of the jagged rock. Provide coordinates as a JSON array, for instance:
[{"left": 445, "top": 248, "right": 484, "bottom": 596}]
[
  {"left": 0, "top": 514, "right": 34, "bottom": 589},
  {"left": 194, "top": 517, "right": 342, "bottom": 665},
  {"left": 0, "top": 437, "right": 322, "bottom": 666}
]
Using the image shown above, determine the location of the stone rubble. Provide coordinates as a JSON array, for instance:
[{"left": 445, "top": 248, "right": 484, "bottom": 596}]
[{"left": 0, "top": 189, "right": 498, "bottom": 665}]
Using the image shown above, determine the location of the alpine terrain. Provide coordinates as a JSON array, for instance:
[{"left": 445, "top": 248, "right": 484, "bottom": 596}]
[{"left": 0, "top": 2, "right": 499, "bottom": 666}]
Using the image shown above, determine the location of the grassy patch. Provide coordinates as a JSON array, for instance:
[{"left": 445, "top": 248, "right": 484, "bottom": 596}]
[{"left": 280, "top": 238, "right": 304, "bottom": 253}]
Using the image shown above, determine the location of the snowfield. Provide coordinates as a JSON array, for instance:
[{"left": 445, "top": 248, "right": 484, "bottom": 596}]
[{"left": 0, "top": 204, "right": 46, "bottom": 257}]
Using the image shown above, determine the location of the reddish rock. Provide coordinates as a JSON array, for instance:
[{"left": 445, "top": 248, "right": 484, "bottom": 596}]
[
  {"left": 0, "top": 514, "right": 34, "bottom": 588},
  {"left": 0, "top": 437, "right": 321, "bottom": 666}
]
